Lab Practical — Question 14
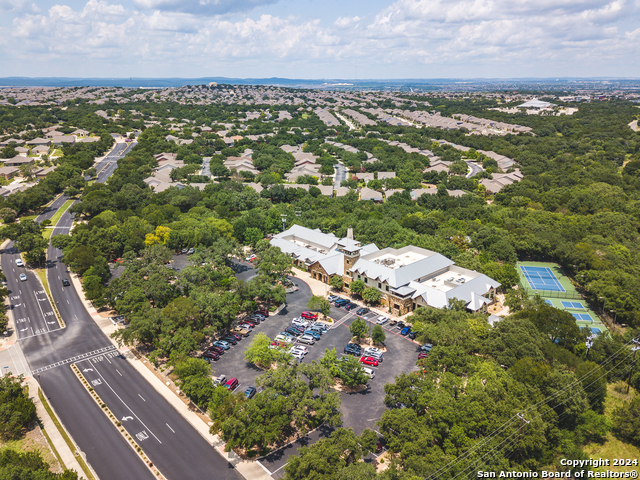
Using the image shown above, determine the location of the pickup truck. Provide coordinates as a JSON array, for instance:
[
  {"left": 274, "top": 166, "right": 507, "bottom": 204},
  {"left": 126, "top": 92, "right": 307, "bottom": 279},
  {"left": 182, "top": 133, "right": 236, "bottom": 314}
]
[{"left": 231, "top": 327, "right": 250, "bottom": 337}]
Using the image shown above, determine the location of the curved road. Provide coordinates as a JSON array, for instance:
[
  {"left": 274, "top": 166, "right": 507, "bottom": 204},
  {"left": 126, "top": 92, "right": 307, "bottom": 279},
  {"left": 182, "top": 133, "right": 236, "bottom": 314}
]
[{"left": 3, "top": 141, "right": 243, "bottom": 480}]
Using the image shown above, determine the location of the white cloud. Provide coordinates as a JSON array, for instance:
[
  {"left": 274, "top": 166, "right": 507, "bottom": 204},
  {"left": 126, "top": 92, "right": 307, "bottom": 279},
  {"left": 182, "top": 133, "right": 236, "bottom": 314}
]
[
  {"left": 131, "top": 0, "right": 280, "bottom": 16},
  {"left": 1, "top": 0, "right": 639, "bottom": 78},
  {"left": 0, "top": 0, "right": 39, "bottom": 13}
]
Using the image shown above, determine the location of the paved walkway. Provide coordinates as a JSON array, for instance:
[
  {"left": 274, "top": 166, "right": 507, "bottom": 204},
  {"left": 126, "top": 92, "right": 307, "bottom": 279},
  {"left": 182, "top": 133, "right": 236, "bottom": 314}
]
[
  {"left": 69, "top": 273, "right": 273, "bottom": 480},
  {"left": 630, "top": 120, "right": 638, "bottom": 132}
]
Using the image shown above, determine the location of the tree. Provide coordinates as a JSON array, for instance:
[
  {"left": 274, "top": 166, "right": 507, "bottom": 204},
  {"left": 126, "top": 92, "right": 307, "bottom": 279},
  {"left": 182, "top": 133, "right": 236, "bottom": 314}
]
[
  {"left": 307, "top": 295, "right": 331, "bottom": 319},
  {"left": 362, "top": 287, "right": 381, "bottom": 305},
  {"left": 15, "top": 233, "right": 48, "bottom": 265},
  {"left": 244, "top": 332, "right": 275, "bottom": 369},
  {"left": 255, "top": 246, "right": 293, "bottom": 282},
  {"left": 18, "top": 163, "right": 36, "bottom": 181},
  {"left": 612, "top": 397, "right": 640, "bottom": 447},
  {"left": 349, "top": 318, "right": 368, "bottom": 341},
  {"left": 0, "top": 449, "right": 78, "bottom": 480},
  {"left": 349, "top": 279, "right": 365, "bottom": 296},
  {"left": 371, "top": 325, "right": 386, "bottom": 345},
  {"left": 329, "top": 275, "right": 344, "bottom": 291},
  {"left": 0, "top": 375, "right": 37, "bottom": 440}
]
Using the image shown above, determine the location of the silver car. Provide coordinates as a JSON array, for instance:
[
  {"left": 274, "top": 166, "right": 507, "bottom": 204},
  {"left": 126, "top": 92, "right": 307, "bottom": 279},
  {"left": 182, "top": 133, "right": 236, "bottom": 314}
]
[
  {"left": 376, "top": 316, "right": 389, "bottom": 325},
  {"left": 298, "top": 334, "right": 316, "bottom": 345}
]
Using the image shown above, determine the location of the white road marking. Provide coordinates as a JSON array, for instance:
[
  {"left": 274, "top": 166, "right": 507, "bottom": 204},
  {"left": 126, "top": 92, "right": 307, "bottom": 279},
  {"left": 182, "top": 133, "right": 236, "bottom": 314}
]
[
  {"left": 138, "top": 394, "right": 146, "bottom": 402},
  {"left": 271, "top": 462, "right": 289, "bottom": 474},
  {"left": 80, "top": 360, "right": 161, "bottom": 443},
  {"left": 116, "top": 369, "right": 122, "bottom": 376},
  {"left": 34, "top": 291, "right": 51, "bottom": 332},
  {"left": 166, "top": 423, "right": 175, "bottom": 433},
  {"left": 67, "top": 300, "right": 69, "bottom": 304}
]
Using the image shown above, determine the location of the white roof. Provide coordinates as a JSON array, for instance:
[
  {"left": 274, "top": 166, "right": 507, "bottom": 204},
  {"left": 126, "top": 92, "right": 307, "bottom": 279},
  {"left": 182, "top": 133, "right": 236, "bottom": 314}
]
[{"left": 517, "top": 98, "right": 555, "bottom": 108}]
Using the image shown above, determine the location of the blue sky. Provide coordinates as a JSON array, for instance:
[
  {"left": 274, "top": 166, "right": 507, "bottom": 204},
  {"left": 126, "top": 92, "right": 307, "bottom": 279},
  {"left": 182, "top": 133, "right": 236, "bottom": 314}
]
[{"left": 1, "top": 0, "right": 639, "bottom": 79}]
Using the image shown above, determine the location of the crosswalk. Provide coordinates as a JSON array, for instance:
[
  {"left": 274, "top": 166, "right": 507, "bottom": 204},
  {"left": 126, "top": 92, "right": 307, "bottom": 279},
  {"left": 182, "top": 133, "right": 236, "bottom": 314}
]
[{"left": 31, "top": 345, "right": 118, "bottom": 375}]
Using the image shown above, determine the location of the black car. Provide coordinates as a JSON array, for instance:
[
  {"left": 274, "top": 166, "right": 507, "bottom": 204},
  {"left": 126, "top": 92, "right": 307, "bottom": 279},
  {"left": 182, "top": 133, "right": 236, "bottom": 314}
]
[
  {"left": 202, "top": 351, "right": 219, "bottom": 362},
  {"left": 344, "top": 343, "right": 362, "bottom": 356},
  {"left": 285, "top": 327, "right": 303, "bottom": 337},
  {"left": 62, "top": 278, "right": 70, "bottom": 286},
  {"left": 356, "top": 307, "right": 369, "bottom": 316},
  {"left": 389, "top": 319, "right": 398, "bottom": 327},
  {"left": 396, "top": 321, "right": 405, "bottom": 330},
  {"left": 334, "top": 298, "right": 349, "bottom": 307},
  {"left": 220, "top": 336, "right": 238, "bottom": 345},
  {"left": 344, "top": 303, "right": 357, "bottom": 311},
  {"left": 408, "top": 332, "right": 416, "bottom": 340}
]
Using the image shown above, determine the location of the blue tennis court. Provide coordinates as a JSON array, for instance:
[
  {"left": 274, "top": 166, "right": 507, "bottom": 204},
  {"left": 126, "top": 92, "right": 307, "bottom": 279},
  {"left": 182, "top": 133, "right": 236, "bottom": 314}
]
[
  {"left": 572, "top": 313, "right": 593, "bottom": 322},
  {"left": 561, "top": 301, "right": 584, "bottom": 309},
  {"left": 581, "top": 327, "right": 602, "bottom": 335},
  {"left": 520, "top": 266, "right": 565, "bottom": 292},
  {"left": 545, "top": 300, "right": 553, "bottom": 306}
]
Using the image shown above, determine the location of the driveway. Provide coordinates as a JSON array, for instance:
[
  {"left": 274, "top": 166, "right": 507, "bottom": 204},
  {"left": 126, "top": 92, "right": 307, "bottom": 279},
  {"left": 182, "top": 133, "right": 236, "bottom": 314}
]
[{"left": 333, "top": 162, "right": 346, "bottom": 188}]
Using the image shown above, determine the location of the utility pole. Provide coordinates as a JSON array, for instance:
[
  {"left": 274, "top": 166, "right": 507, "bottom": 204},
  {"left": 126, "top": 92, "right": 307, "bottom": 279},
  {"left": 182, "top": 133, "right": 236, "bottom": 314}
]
[
  {"left": 280, "top": 214, "right": 287, "bottom": 232},
  {"left": 627, "top": 338, "right": 640, "bottom": 394},
  {"left": 585, "top": 334, "right": 596, "bottom": 359},
  {"left": 515, "top": 413, "right": 530, "bottom": 461}
]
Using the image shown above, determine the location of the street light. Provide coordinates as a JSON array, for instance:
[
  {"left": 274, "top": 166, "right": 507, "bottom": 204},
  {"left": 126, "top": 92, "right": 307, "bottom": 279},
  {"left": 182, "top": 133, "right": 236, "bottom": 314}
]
[
  {"left": 610, "top": 310, "right": 617, "bottom": 323},
  {"left": 280, "top": 214, "right": 287, "bottom": 232},
  {"left": 599, "top": 296, "right": 606, "bottom": 311}
]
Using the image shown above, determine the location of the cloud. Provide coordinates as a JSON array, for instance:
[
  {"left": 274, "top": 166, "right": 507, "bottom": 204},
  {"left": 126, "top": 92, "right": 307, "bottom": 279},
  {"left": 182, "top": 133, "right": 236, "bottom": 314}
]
[
  {"left": 0, "top": 0, "right": 39, "bottom": 13},
  {"left": 130, "top": 0, "right": 280, "bottom": 16},
  {"left": 1, "top": 0, "right": 639, "bottom": 78}
]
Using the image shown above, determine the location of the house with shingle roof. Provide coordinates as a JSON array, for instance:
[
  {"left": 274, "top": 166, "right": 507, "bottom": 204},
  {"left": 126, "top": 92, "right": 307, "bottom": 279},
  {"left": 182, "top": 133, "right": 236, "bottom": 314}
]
[{"left": 360, "top": 187, "right": 383, "bottom": 202}]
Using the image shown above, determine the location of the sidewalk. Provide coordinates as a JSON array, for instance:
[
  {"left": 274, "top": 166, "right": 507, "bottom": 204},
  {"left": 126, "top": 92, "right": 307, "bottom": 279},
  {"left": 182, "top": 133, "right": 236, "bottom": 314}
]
[
  {"left": 68, "top": 273, "right": 273, "bottom": 480},
  {"left": 25, "top": 377, "right": 88, "bottom": 477}
]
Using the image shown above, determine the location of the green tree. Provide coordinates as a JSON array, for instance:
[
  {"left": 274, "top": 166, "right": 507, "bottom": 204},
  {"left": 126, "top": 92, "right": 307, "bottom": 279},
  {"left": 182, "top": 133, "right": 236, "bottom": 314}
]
[
  {"left": 255, "top": 246, "right": 293, "bottom": 282},
  {"left": 307, "top": 295, "right": 331, "bottom": 319},
  {"left": 371, "top": 325, "right": 386, "bottom": 345},
  {"left": 15, "top": 233, "right": 48, "bottom": 265},
  {"left": 244, "top": 332, "right": 275, "bottom": 369},
  {"left": 329, "top": 275, "right": 344, "bottom": 290},
  {"left": 349, "top": 318, "right": 368, "bottom": 341},
  {"left": 612, "top": 397, "right": 640, "bottom": 447},
  {"left": 350, "top": 279, "right": 365, "bottom": 296},
  {"left": 362, "top": 287, "right": 381, "bottom": 305},
  {"left": 0, "top": 375, "right": 37, "bottom": 440}
]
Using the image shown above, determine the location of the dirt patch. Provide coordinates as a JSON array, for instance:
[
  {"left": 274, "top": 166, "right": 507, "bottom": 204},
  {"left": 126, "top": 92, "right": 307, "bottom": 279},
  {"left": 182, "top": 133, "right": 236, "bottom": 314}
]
[{"left": 0, "top": 423, "right": 63, "bottom": 474}]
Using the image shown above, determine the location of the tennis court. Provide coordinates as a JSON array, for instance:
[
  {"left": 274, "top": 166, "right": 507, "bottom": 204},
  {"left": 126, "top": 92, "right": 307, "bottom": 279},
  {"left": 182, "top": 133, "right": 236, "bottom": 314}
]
[
  {"left": 572, "top": 313, "right": 593, "bottom": 322},
  {"left": 581, "top": 327, "right": 602, "bottom": 335},
  {"left": 561, "top": 301, "right": 585, "bottom": 309},
  {"left": 520, "top": 266, "right": 565, "bottom": 292}
]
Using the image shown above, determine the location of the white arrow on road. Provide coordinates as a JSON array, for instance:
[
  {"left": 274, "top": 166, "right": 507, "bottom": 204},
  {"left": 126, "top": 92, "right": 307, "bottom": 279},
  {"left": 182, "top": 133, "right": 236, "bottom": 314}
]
[
  {"left": 122, "top": 416, "right": 134, "bottom": 421},
  {"left": 14, "top": 303, "right": 22, "bottom": 308},
  {"left": 20, "top": 327, "right": 28, "bottom": 331},
  {"left": 82, "top": 368, "right": 94, "bottom": 372},
  {"left": 47, "top": 321, "right": 56, "bottom": 324}
]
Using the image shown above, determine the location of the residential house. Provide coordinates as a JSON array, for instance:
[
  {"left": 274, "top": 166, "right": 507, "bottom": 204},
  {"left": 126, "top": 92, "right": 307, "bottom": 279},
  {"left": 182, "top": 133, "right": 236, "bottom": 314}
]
[
  {"left": 271, "top": 225, "right": 499, "bottom": 315},
  {"left": 479, "top": 170, "right": 523, "bottom": 194},
  {"left": 377, "top": 172, "right": 396, "bottom": 180},
  {"left": 4, "top": 156, "right": 35, "bottom": 167},
  {"left": 15, "top": 147, "right": 29, "bottom": 156},
  {"left": 0, "top": 166, "right": 19, "bottom": 180},
  {"left": 33, "top": 145, "right": 50, "bottom": 155},
  {"left": 35, "top": 166, "right": 57, "bottom": 179},
  {"left": 334, "top": 187, "right": 354, "bottom": 197},
  {"left": 0, "top": 138, "right": 25, "bottom": 147},
  {"left": 51, "top": 136, "right": 75, "bottom": 146},
  {"left": 360, "top": 187, "right": 383, "bottom": 202},
  {"left": 26, "top": 137, "right": 51, "bottom": 146},
  {"left": 353, "top": 172, "right": 374, "bottom": 183},
  {"left": 410, "top": 188, "right": 437, "bottom": 200},
  {"left": 316, "top": 185, "right": 335, "bottom": 197},
  {"left": 45, "top": 131, "right": 62, "bottom": 138},
  {"left": 424, "top": 160, "right": 451, "bottom": 174}
]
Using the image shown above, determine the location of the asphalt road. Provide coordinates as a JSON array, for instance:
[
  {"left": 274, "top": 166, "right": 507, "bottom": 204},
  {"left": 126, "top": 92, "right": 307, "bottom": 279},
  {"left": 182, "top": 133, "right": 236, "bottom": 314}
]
[
  {"left": 333, "top": 162, "right": 346, "bottom": 188},
  {"left": 4, "top": 141, "right": 244, "bottom": 480},
  {"left": 466, "top": 160, "right": 483, "bottom": 178}
]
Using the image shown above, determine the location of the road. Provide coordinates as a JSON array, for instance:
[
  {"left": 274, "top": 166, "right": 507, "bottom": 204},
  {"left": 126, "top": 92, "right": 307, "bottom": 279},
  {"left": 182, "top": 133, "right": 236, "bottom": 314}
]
[
  {"left": 201, "top": 156, "right": 211, "bottom": 177},
  {"left": 466, "top": 160, "right": 483, "bottom": 178},
  {"left": 334, "top": 162, "right": 346, "bottom": 189},
  {"left": 3, "top": 140, "right": 244, "bottom": 480}
]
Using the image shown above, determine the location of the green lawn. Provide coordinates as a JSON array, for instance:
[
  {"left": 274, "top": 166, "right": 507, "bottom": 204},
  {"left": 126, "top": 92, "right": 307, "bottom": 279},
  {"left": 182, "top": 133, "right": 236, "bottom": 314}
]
[{"left": 43, "top": 199, "right": 74, "bottom": 240}]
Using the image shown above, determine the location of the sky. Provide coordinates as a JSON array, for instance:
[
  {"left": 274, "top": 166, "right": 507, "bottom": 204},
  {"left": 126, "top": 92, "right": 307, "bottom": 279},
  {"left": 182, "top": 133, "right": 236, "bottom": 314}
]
[{"left": 1, "top": 0, "right": 640, "bottom": 79}]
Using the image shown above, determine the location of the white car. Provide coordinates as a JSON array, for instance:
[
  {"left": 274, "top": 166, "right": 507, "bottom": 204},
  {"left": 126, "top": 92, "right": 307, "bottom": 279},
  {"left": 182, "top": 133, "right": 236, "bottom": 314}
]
[
  {"left": 15, "top": 259, "right": 23, "bottom": 267},
  {"left": 362, "top": 367, "right": 375, "bottom": 379},
  {"left": 376, "top": 316, "right": 389, "bottom": 325},
  {"left": 19, "top": 273, "right": 27, "bottom": 282},
  {"left": 364, "top": 347, "right": 384, "bottom": 356},
  {"left": 364, "top": 349, "right": 383, "bottom": 362},
  {"left": 275, "top": 334, "right": 293, "bottom": 343},
  {"left": 290, "top": 350, "right": 305, "bottom": 361},
  {"left": 290, "top": 346, "right": 308, "bottom": 355},
  {"left": 291, "top": 318, "right": 309, "bottom": 327}
]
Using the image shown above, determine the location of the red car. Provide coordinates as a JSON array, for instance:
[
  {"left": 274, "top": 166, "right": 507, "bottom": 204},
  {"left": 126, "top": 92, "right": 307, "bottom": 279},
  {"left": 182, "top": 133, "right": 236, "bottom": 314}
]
[
  {"left": 300, "top": 311, "right": 318, "bottom": 320},
  {"left": 360, "top": 356, "right": 379, "bottom": 367},
  {"left": 418, "top": 352, "right": 429, "bottom": 360},
  {"left": 255, "top": 310, "right": 268, "bottom": 317}
]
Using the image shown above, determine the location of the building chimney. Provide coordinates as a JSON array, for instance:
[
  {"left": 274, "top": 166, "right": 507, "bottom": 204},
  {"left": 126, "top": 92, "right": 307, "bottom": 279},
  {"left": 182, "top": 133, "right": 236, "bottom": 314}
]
[{"left": 347, "top": 226, "right": 354, "bottom": 240}]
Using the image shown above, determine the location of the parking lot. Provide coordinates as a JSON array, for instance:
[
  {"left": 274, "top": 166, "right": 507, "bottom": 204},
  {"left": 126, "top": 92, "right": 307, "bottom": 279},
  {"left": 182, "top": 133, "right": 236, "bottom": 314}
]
[{"left": 210, "top": 264, "right": 422, "bottom": 477}]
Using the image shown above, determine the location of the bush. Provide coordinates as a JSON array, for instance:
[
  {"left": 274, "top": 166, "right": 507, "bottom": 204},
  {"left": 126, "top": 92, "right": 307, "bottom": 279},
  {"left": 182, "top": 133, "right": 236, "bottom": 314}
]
[{"left": 0, "top": 375, "right": 36, "bottom": 440}]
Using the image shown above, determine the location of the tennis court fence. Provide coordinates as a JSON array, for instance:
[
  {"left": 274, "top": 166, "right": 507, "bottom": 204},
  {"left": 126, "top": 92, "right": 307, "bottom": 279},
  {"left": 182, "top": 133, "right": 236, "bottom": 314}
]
[{"left": 518, "top": 281, "right": 583, "bottom": 300}]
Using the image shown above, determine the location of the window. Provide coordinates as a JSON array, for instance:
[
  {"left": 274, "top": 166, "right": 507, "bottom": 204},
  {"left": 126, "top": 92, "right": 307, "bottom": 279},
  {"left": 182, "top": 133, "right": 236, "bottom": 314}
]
[
  {"left": 358, "top": 275, "right": 361, "bottom": 279},
  {"left": 364, "top": 278, "right": 368, "bottom": 284},
  {"left": 344, "top": 283, "right": 350, "bottom": 289},
  {"left": 385, "top": 286, "right": 389, "bottom": 291},
  {"left": 378, "top": 282, "right": 381, "bottom": 288},
  {"left": 394, "top": 304, "right": 400, "bottom": 310}
]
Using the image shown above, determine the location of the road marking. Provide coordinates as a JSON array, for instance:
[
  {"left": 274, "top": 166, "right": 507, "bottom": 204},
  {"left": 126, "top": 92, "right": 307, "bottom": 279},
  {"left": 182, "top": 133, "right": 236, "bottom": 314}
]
[
  {"left": 81, "top": 360, "right": 161, "bottom": 444},
  {"left": 67, "top": 300, "right": 69, "bottom": 304},
  {"left": 138, "top": 394, "right": 146, "bottom": 402},
  {"left": 116, "top": 369, "right": 122, "bottom": 376},
  {"left": 30, "top": 345, "right": 117, "bottom": 374},
  {"left": 271, "top": 462, "right": 289, "bottom": 474},
  {"left": 34, "top": 291, "right": 52, "bottom": 332},
  {"left": 257, "top": 461, "right": 273, "bottom": 476},
  {"left": 166, "top": 423, "right": 175, "bottom": 433}
]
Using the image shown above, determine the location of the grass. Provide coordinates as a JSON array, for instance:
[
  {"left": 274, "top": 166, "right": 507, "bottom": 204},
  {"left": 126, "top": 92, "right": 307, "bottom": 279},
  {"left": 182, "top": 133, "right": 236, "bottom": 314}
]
[
  {"left": 38, "top": 388, "right": 96, "bottom": 480},
  {"left": 21, "top": 215, "right": 37, "bottom": 222},
  {"left": 584, "top": 383, "right": 639, "bottom": 473},
  {"left": 39, "top": 424, "right": 66, "bottom": 470},
  {"left": 43, "top": 199, "right": 73, "bottom": 240},
  {"left": 36, "top": 269, "right": 52, "bottom": 300},
  {"left": 51, "top": 149, "right": 63, "bottom": 157}
]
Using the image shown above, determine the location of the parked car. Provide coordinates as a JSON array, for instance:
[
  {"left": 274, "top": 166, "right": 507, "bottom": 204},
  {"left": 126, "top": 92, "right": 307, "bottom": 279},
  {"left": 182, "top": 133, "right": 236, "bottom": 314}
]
[
  {"left": 15, "top": 259, "right": 23, "bottom": 267},
  {"left": 208, "top": 346, "right": 225, "bottom": 355},
  {"left": 62, "top": 278, "right": 70, "bottom": 286},
  {"left": 364, "top": 347, "right": 384, "bottom": 356},
  {"left": 213, "top": 341, "right": 230, "bottom": 350},
  {"left": 238, "top": 324, "right": 254, "bottom": 331},
  {"left": 275, "top": 334, "right": 293, "bottom": 343},
  {"left": 292, "top": 318, "right": 309, "bottom": 327},
  {"left": 290, "top": 345, "right": 308, "bottom": 355},
  {"left": 224, "top": 378, "right": 239, "bottom": 391},
  {"left": 360, "top": 356, "right": 379, "bottom": 367},
  {"left": 220, "top": 336, "right": 238, "bottom": 345},
  {"left": 396, "top": 322, "right": 406, "bottom": 330},
  {"left": 300, "top": 311, "right": 318, "bottom": 320},
  {"left": 298, "top": 334, "right": 316, "bottom": 345},
  {"left": 408, "top": 331, "right": 416, "bottom": 340},
  {"left": 327, "top": 295, "right": 339, "bottom": 302},
  {"left": 364, "top": 351, "right": 383, "bottom": 362},
  {"left": 244, "top": 319, "right": 259, "bottom": 327},
  {"left": 247, "top": 316, "right": 262, "bottom": 324},
  {"left": 187, "top": 247, "right": 195, "bottom": 255},
  {"left": 400, "top": 326, "right": 411, "bottom": 336},
  {"left": 420, "top": 343, "right": 433, "bottom": 353},
  {"left": 344, "top": 343, "right": 362, "bottom": 356},
  {"left": 227, "top": 333, "right": 242, "bottom": 341},
  {"left": 202, "top": 351, "right": 219, "bottom": 362},
  {"left": 231, "top": 327, "right": 250, "bottom": 337},
  {"left": 270, "top": 341, "right": 288, "bottom": 350},
  {"left": 418, "top": 352, "right": 430, "bottom": 360},
  {"left": 389, "top": 319, "right": 398, "bottom": 327},
  {"left": 311, "top": 322, "right": 328, "bottom": 332},
  {"left": 362, "top": 367, "right": 375, "bottom": 379},
  {"left": 214, "top": 374, "right": 226, "bottom": 386},
  {"left": 303, "top": 330, "right": 321, "bottom": 340},
  {"left": 19, "top": 273, "right": 27, "bottom": 282},
  {"left": 244, "top": 387, "right": 257, "bottom": 399},
  {"left": 334, "top": 298, "right": 349, "bottom": 307},
  {"left": 356, "top": 307, "right": 369, "bottom": 316},
  {"left": 344, "top": 303, "right": 357, "bottom": 311},
  {"left": 285, "top": 327, "right": 303, "bottom": 337},
  {"left": 181, "top": 248, "right": 188, "bottom": 254},
  {"left": 245, "top": 254, "right": 257, "bottom": 262},
  {"left": 309, "top": 325, "right": 325, "bottom": 335},
  {"left": 254, "top": 310, "right": 268, "bottom": 317},
  {"left": 290, "top": 350, "right": 305, "bottom": 361}
]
